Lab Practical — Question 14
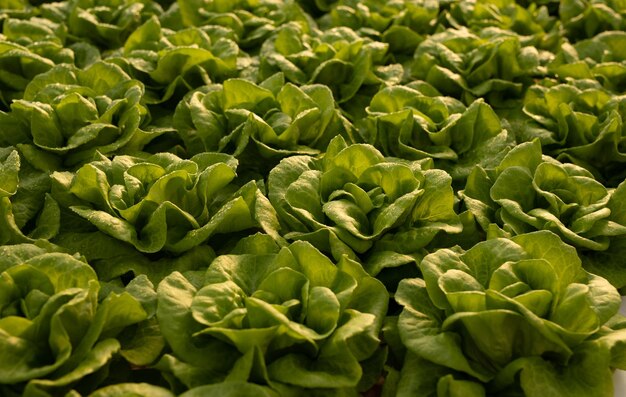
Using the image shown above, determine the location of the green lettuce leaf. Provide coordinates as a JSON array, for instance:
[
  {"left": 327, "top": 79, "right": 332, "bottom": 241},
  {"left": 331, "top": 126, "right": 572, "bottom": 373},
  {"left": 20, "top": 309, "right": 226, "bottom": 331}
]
[
  {"left": 548, "top": 32, "right": 626, "bottom": 93},
  {"left": 520, "top": 79, "right": 626, "bottom": 185},
  {"left": 88, "top": 383, "right": 175, "bottom": 397},
  {"left": 174, "top": 0, "right": 313, "bottom": 50},
  {"left": 67, "top": 0, "right": 164, "bottom": 49},
  {"left": 2, "top": 16, "right": 74, "bottom": 66},
  {"left": 446, "top": 0, "right": 560, "bottom": 51},
  {"left": 0, "top": 147, "right": 60, "bottom": 245},
  {"left": 559, "top": 0, "right": 626, "bottom": 41},
  {"left": 461, "top": 140, "right": 626, "bottom": 255},
  {"left": 317, "top": 0, "right": 441, "bottom": 57},
  {"left": 0, "top": 41, "right": 55, "bottom": 110},
  {"left": 258, "top": 24, "right": 402, "bottom": 114},
  {"left": 108, "top": 15, "right": 241, "bottom": 104}
]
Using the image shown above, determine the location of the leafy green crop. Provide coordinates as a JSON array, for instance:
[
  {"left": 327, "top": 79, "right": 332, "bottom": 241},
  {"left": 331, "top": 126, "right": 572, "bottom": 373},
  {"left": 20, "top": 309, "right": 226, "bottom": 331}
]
[
  {"left": 0, "top": 62, "right": 154, "bottom": 167},
  {"left": 446, "top": 0, "right": 559, "bottom": 50},
  {"left": 50, "top": 151, "right": 281, "bottom": 254},
  {"left": 156, "top": 235, "right": 387, "bottom": 395},
  {"left": 1, "top": 1, "right": 626, "bottom": 396},
  {"left": 269, "top": 136, "right": 461, "bottom": 284},
  {"left": 66, "top": 0, "right": 164, "bottom": 49},
  {"left": 173, "top": 0, "right": 313, "bottom": 49},
  {"left": 0, "top": 148, "right": 59, "bottom": 245},
  {"left": 410, "top": 27, "right": 544, "bottom": 105},
  {"left": 559, "top": 0, "right": 626, "bottom": 40},
  {"left": 258, "top": 24, "right": 402, "bottom": 113},
  {"left": 317, "top": 0, "right": 441, "bottom": 56},
  {"left": 173, "top": 74, "right": 353, "bottom": 169},
  {"left": 461, "top": 139, "right": 626, "bottom": 250},
  {"left": 0, "top": 42, "right": 56, "bottom": 110},
  {"left": 358, "top": 83, "right": 514, "bottom": 184},
  {"left": 394, "top": 231, "right": 626, "bottom": 397},
  {"left": 108, "top": 15, "right": 241, "bottom": 104},
  {"left": 520, "top": 80, "right": 626, "bottom": 185},
  {"left": 0, "top": 244, "right": 151, "bottom": 397},
  {"left": 548, "top": 31, "right": 626, "bottom": 93}
]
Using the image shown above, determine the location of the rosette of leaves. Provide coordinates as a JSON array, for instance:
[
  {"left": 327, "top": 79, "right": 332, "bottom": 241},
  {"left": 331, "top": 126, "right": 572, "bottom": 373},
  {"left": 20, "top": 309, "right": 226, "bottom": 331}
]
[
  {"left": 258, "top": 23, "right": 403, "bottom": 113},
  {"left": 156, "top": 235, "right": 388, "bottom": 395},
  {"left": 0, "top": 40, "right": 56, "bottom": 110},
  {"left": 445, "top": 0, "right": 560, "bottom": 51},
  {"left": 548, "top": 31, "right": 626, "bottom": 93},
  {"left": 0, "top": 61, "right": 156, "bottom": 167},
  {"left": 559, "top": 0, "right": 626, "bottom": 41},
  {"left": 358, "top": 83, "right": 514, "bottom": 184},
  {"left": 0, "top": 147, "right": 60, "bottom": 245},
  {"left": 66, "top": 0, "right": 164, "bottom": 49},
  {"left": 460, "top": 139, "right": 626, "bottom": 253},
  {"left": 49, "top": 151, "right": 282, "bottom": 254},
  {"left": 410, "top": 27, "right": 544, "bottom": 106},
  {"left": 107, "top": 16, "right": 241, "bottom": 104},
  {"left": 173, "top": 74, "right": 353, "bottom": 171},
  {"left": 173, "top": 0, "right": 313, "bottom": 50},
  {"left": 0, "top": 244, "right": 152, "bottom": 397},
  {"left": 2, "top": 16, "right": 74, "bottom": 64},
  {"left": 317, "top": 0, "right": 441, "bottom": 57},
  {"left": 392, "top": 231, "right": 626, "bottom": 397},
  {"left": 268, "top": 135, "right": 462, "bottom": 282},
  {"left": 520, "top": 80, "right": 626, "bottom": 185}
]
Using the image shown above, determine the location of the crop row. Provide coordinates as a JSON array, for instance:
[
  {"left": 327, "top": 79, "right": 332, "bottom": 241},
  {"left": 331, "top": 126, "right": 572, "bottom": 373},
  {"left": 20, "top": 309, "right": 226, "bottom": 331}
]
[{"left": 1, "top": 1, "right": 626, "bottom": 396}]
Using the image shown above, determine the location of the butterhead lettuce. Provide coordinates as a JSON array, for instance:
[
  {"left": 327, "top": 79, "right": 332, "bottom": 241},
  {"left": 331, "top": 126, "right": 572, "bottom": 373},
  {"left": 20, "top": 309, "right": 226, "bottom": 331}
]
[
  {"left": 0, "top": 1, "right": 625, "bottom": 395},
  {"left": 0, "top": 61, "right": 155, "bottom": 167},
  {"left": 521, "top": 80, "right": 626, "bottom": 185},
  {"left": 358, "top": 84, "right": 514, "bottom": 184},
  {"left": 0, "top": 244, "right": 150, "bottom": 397},
  {"left": 108, "top": 15, "right": 241, "bottom": 104},
  {"left": 394, "top": 231, "right": 626, "bottom": 397},
  {"left": 462, "top": 139, "right": 626, "bottom": 247},
  {"left": 268, "top": 135, "right": 462, "bottom": 281},
  {"left": 50, "top": 151, "right": 282, "bottom": 254},
  {"left": 460, "top": 139, "right": 626, "bottom": 286},
  {"left": 410, "top": 27, "right": 544, "bottom": 105},
  {"left": 0, "top": 148, "right": 60, "bottom": 245},
  {"left": 258, "top": 23, "right": 403, "bottom": 110},
  {"left": 156, "top": 235, "right": 388, "bottom": 395},
  {"left": 173, "top": 74, "right": 353, "bottom": 169}
]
